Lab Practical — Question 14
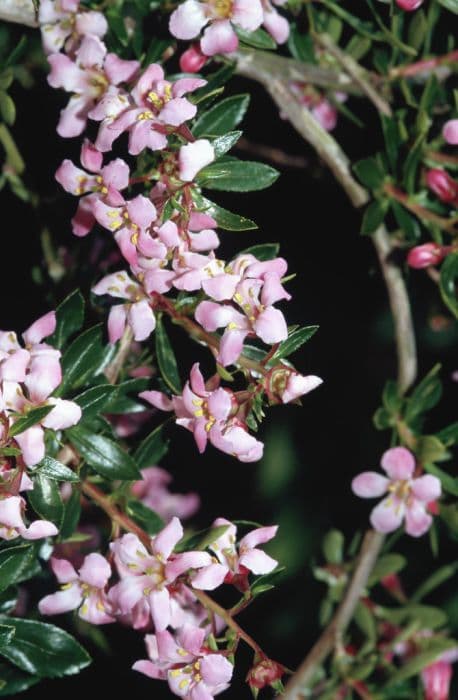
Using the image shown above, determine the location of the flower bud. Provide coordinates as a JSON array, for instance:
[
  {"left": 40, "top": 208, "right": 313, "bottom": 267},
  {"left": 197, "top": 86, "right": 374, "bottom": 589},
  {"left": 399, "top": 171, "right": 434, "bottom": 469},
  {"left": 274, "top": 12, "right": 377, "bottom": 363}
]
[
  {"left": 407, "top": 243, "right": 447, "bottom": 269},
  {"left": 426, "top": 169, "right": 458, "bottom": 204},
  {"left": 179, "top": 44, "right": 207, "bottom": 73},
  {"left": 443, "top": 119, "right": 458, "bottom": 145},
  {"left": 267, "top": 367, "right": 322, "bottom": 404},
  {"left": 395, "top": 0, "right": 423, "bottom": 9},
  {"left": 247, "top": 658, "right": 286, "bottom": 691},
  {"left": 421, "top": 660, "right": 453, "bottom": 700}
]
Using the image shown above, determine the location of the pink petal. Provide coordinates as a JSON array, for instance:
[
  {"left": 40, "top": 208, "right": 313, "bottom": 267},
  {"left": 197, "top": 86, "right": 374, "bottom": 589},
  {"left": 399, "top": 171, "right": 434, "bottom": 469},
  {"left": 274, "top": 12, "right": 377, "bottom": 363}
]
[
  {"left": 172, "top": 78, "right": 206, "bottom": 98},
  {"left": 218, "top": 328, "right": 248, "bottom": 366},
  {"left": 75, "top": 11, "right": 108, "bottom": 40},
  {"left": 261, "top": 273, "right": 291, "bottom": 306},
  {"left": 131, "top": 63, "right": 164, "bottom": 105},
  {"left": 76, "top": 35, "right": 107, "bottom": 68},
  {"left": 165, "top": 551, "right": 212, "bottom": 582},
  {"left": 21, "top": 520, "right": 59, "bottom": 540},
  {"left": 25, "top": 349, "right": 62, "bottom": 402},
  {"left": 232, "top": 0, "right": 263, "bottom": 30},
  {"left": 107, "top": 304, "right": 128, "bottom": 344},
  {"left": 169, "top": 0, "right": 207, "bottom": 40},
  {"left": 240, "top": 525, "right": 278, "bottom": 549},
  {"left": 254, "top": 307, "right": 288, "bottom": 344},
  {"left": 189, "top": 363, "right": 206, "bottom": 396},
  {"left": 195, "top": 301, "right": 242, "bottom": 331},
  {"left": 200, "top": 19, "right": 238, "bottom": 56},
  {"left": 55, "top": 160, "right": 92, "bottom": 194},
  {"left": 39, "top": 585, "right": 82, "bottom": 615},
  {"left": 139, "top": 390, "right": 174, "bottom": 411},
  {"left": 207, "top": 388, "right": 232, "bottom": 420},
  {"left": 50, "top": 557, "right": 78, "bottom": 584},
  {"left": 190, "top": 563, "right": 228, "bottom": 590},
  {"left": 92, "top": 271, "right": 132, "bottom": 299},
  {"left": 126, "top": 195, "right": 157, "bottom": 228},
  {"left": 200, "top": 654, "right": 233, "bottom": 686},
  {"left": 104, "top": 54, "right": 140, "bottom": 85},
  {"left": 189, "top": 230, "right": 220, "bottom": 252},
  {"left": 179, "top": 139, "right": 215, "bottom": 181},
  {"left": 405, "top": 499, "right": 433, "bottom": 537},
  {"left": 153, "top": 516, "right": 183, "bottom": 559},
  {"left": 411, "top": 474, "right": 442, "bottom": 503},
  {"left": 102, "top": 158, "right": 130, "bottom": 191},
  {"left": 381, "top": 447, "right": 415, "bottom": 480},
  {"left": 0, "top": 349, "right": 30, "bottom": 382},
  {"left": 0, "top": 496, "right": 25, "bottom": 529},
  {"left": 80, "top": 139, "right": 103, "bottom": 172},
  {"left": 72, "top": 195, "right": 96, "bottom": 236},
  {"left": 42, "top": 399, "right": 82, "bottom": 430},
  {"left": 177, "top": 625, "right": 206, "bottom": 656},
  {"left": 282, "top": 374, "right": 323, "bottom": 403},
  {"left": 79, "top": 552, "right": 111, "bottom": 588},
  {"left": 15, "top": 426, "right": 45, "bottom": 467},
  {"left": 443, "top": 119, "right": 458, "bottom": 145},
  {"left": 79, "top": 591, "right": 114, "bottom": 624},
  {"left": 352, "top": 472, "right": 389, "bottom": 498},
  {"left": 370, "top": 497, "right": 405, "bottom": 534},
  {"left": 159, "top": 97, "right": 197, "bottom": 127},
  {"left": 23, "top": 311, "right": 56, "bottom": 345},
  {"left": 47, "top": 53, "right": 85, "bottom": 91},
  {"left": 149, "top": 588, "right": 171, "bottom": 631},
  {"left": 263, "top": 5, "right": 289, "bottom": 43},
  {"left": 202, "top": 274, "right": 239, "bottom": 301},
  {"left": 57, "top": 95, "right": 91, "bottom": 138},
  {"left": 128, "top": 301, "right": 156, "bottom": 341},
  {"left": 132, "top": 660, "right": 164, "bottom": 679},
  {"left": 239, "top": 549, "right": 277, "bottom": 575}
]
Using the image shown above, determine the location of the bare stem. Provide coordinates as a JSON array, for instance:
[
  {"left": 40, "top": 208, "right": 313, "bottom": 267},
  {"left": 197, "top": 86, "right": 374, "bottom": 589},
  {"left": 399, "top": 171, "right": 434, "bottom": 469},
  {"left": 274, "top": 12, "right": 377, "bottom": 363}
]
[
  {"left": 389, "top": 49, "right": 458, "bottom": 79},
  {"left": 384, "top": 183, "right": 458, "bottom": 233},
  {"left": 104, "top": 327, "right": 134, "bottom": 384}
]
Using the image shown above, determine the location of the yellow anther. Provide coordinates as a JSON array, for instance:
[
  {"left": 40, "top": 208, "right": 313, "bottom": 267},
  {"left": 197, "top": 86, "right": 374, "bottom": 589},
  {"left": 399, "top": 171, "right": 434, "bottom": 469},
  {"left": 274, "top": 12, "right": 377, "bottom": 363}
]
[
  {"left": 136, "top": 549, "right": 146, "bottom": 558},
  {"left": 96, "top": 600, "right": 105, "bottom": 612},
  {"left": 107, "top": 210, "right": 120, "bottom": 218},
  {"left": 109, "top": 220, "right": 122, "bottom": 230},
  {"left": 177, "top": 648, "right": 188, "bottom": 657},
  {"left": 234, "top": 293, "right": 243, "bottom": 303},
  {"left": 131, "top": 232, "right": 139, "bottom": 246},
  {"left": 80, "top": 604, "right": 89, "bottom": 615},
  {"left": 95, "top": 176, "right": 103, "bottom": 183},
  {"left": 143, "top": 587, "right": 152, "bottom": 596},
  {"left": 192, "top": 398, "right": 204, "bottom": 406},
  {"left": 205, "top": 418, "right": 215, "bottom": 432},
  {"left": 194, "top": 410, "right": 204, "bottom": 418},
  {"left": 194, "top": 674, "right": 202, "bottom": 683},
  {"left": 170, "top": 669, "right": 182, "bottom": 678},
  {"left": 60, "top": 582, "right": 73, "bottom": 590},
  {"left": 179, "top": 680, "right": 189, "bottom": 690},
  {"left": 227, "top": 322, "right": 238, "bottom": 330}
]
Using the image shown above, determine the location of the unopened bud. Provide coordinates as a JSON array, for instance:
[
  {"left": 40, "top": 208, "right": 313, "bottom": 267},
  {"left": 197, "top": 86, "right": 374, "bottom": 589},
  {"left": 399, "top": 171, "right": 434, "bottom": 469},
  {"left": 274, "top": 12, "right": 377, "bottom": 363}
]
[
  {"left": 407, "top": 243, "right": 447, "bottom": 269},
  {"left": 395, "top": 0, "right": 423, "bottom": 9},
  {"left": 426, "top": 169, "right": 458, "bottom": 204},
  {"left": 179, "top": 44, "right": 207, "bottom": 73},
  {"left": 247, "top": 658, "right": 286, "bottom": 691},
  {"left": 443, "top": 119, "right": 458, "bottom": 146}
]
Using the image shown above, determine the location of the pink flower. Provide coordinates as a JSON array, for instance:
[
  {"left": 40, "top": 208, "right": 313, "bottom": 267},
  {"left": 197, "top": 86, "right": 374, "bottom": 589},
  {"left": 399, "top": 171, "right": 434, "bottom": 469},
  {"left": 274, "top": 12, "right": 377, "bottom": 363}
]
[
  {"left": 140, "top": 363, "right": 264, "bottom": 462},
  {"left": 395, "top": 0, "right": 423, "bottom": 9},
  {"left": 169, "top": 0, "right": 263, "bottom": 56},
  {"left": 48, "top": 35, "right": 139, "bottom": 137},
  {"left": 426, "top": 169, "right": 458, "bottom": 204},
  {"left": 39, "top": 554, "right": 114, "bottom": 624},
  {"left": 93, "top": 194, "right": 157, "bottom": 266},
  {"left": 92, "top": 271, "right": 156, "bottom": 343},
  {"left": 55, "top": 140, "right": 129, "bottom": 236},
  {"left": 131, "top": 467, "right": 200, "bottom": 522},
  {"left": 352, "top": 447, "right": 441, "bottom": 537},
  {"left": 262, "top": 1, "right": 289, "bottom": 44},
  {"left": 421, "top": 649, "right": 458, "bottom": 700},
  {"left": 407, "top": 243, "right": 448, "bottom": 269},
  {"left": 179, "top": 44, "right": 208, "bottom": 73},
  {"left": 179, "top": 139, "right": 215, "bottom": 182},
  {"left": 0, "top": 495, "right": 58, "bottom": 541},
  {"left": 443, "top": 119, "right": 458, "bottom": 145},
  {"left": 39, "top": 0, "right": 108, "bottom": 55},
  {"left": 276, "top": 370, "right": 323, "bottom": 404},
  {"left": 133, "top": 626, "right": 233, "bottom": 698},
  {"left": 0, "top": 310, "right": 56, "bottom": 384},
  {"left": 208, "top": 518, "right": 278, "bottom": 585},
  {"left": 93, "top": 63, "right": 205, "bottom": 154},
  {"left": 109, "top": 518, "right": 225, "bottom": 631}
]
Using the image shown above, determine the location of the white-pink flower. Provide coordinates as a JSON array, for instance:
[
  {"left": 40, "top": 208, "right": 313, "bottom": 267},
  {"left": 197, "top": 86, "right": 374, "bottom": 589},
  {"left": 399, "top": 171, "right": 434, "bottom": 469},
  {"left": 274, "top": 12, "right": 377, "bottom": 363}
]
[
  {"left": 133, "top": 626, "right": 233, "bottom": 699},
  {"left": 170, "top": 0, "right": 263, "bottom": 56},
  {"left": 48, "top": 35, "right": 139, "bottom": 137},
  {"left": 352, "top": 447, "right": 441, "bottom": 537},
  {"left": 131, "top": 467, "right": 200, "bottom": 522},
  {"left": 39, "top": 0, "right": 108, "bottom": 55},
  {"left": 0, "top": 495, "right": 58, "bottom": 541},
  {"left": 92, "top": 271, "right": 156, "bottom": 343},
  {"left": 0, "top": 311, "right": 56, "bottom": 384},
  {"left": 262, "top": 0, "right": 289, "bottom": 44},
  {"left": 443, "top": 119, "right": 458, "bottom": 146},
  {"left": 55, "top": 139, "right": 129, "bottom": 237},
  {"left": 39, "top": 554, "right": 115, "bottom": 624},
  {"left": 179, "top": 139, "right": 215, "bottom": 182}
]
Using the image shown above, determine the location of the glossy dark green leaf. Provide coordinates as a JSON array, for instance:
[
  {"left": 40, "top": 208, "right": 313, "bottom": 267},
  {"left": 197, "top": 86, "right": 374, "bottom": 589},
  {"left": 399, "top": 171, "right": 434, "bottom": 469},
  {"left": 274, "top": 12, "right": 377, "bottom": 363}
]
[
  {"left": 126, "top": 500, "right": 164, "bottom": 535},
  {"left": 193, "top": 94, "right": 250, "bottom": 137},
  {"left": 32, "top": 456, "right": 79, "bottom": 483},
  {"left": 353, "top": 157, "right": 385, "bottom": 189},
  {"left": 191, "top": 64, "right": 235, "bottom": 105},
  {"left": 58, "top": 325, "right": 116, "bottom": 395},
  {"left": 272, "top": 326, "right": 319, "bottom": 360},
  {"left": 198, "top": 159, "right": 279, "bottom": 192},
  {"left": 106, "top": 7, "right": 129, "bottom": 45},
  {"left": 234, "top": 26, "right": 276, "bottom": 50},
  {"left": 198, "top": 197, "right": 257, "bottom": 231},
  {"left": 28, "top": 474, "right": 64, "bottom": 527},
  {"left": 74, "top": 385, "right": 118, "bottom": 418},
  {"left": 48, "top": 290, "right": 84, "bottom": 349},
  {"left": 0, "top": 662, "right": 40, "bottom": 696},
  {"left": 240, "top": 243, "right": 280, "bottom": 261},
  {"left": 439, "top": 251, "right": 458, "bottom": 318},
  {"left": 212, "top": 131, "right": 242, "bottom": 158},
  {"left": 360, "top": 200, "right": 389, "bottom": 235},
  {"left": 9, "top": 406, "right": 53, "bottom": 438},
  {"left": 0, "top": 545, "right": 35, "bottom": 595},
  {"left": 345, "top": 35, "right": 371, "bottom": 60},
  {"left": 134, "top": 422, "right": 170, "bottom": 469},
  {"left": 0, "top": 616, "right": 91, "bottom": 678},
  {"left": 67, "top": 426, "right": 140, "bottom": 480},
  {"left": 0, "top": 625, "right": 14, "bottom": 647},
  {"left": 104, "top": 377, "right": 149, "bottom": 415},
  {"left": 155, "top": 316, "right": 181, "bottom": 394},
  {"left": 288, "top": 24, "right": 316, "bottom": 62},
  {"left": 59, "top": 486, "right": 82, "bottom": 540},
  {"left": 5, "top": 37, "right": 28, "bottom": 68}
]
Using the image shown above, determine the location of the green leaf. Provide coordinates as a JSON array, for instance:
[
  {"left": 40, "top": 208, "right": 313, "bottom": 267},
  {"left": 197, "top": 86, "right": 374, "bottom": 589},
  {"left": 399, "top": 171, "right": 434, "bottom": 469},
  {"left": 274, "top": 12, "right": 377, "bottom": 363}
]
[
  {"left": 0, "top": 661, "right": 40, "bottom": 696},
  {"left": 353, "top": 157, "right": 385, "bottom": 189},
  {"left": 345, "top": 35, "right": 371, "bottom": 61},
  {"left": 354, "top": 602, "right": 377, "bottom": 644},
  {"left": 405, "top": 364, "right": 442, "bottom": 422},
  {"left": 175, "top": 525, "right": 229, "bottom": 553},
  {"left": 28, "top": 474, "right": 64, "bottom": 527},
  {"left": 234, "top": 26, "right": 276, "bottom": 50},
  {"left": 0, "top": 92, "right": 15, "bottom": 126},
  {"left": 383, "top": 604, "right": 447, "bottom": 629},
  {"left": 382, "top": 380, "right": 403, "bottom": 413},
  {"left": 198, "top": 159, "right": 279, "bottom": 192},
  {"left": 368, "top": 554, "right": 406, "bottom": 585},
  {"left": 391, "top": 201, "right": 420, "bottom": 241},
  {"left": 385, "top": 638, "right": 458, "bottom": 687},
  {"left": 415, "top": 436, "right": 447, "bottom": 464},
  {"left": 411, "top": 563, "right": 458, "bottom": 602},
  {"left": 288, "top": 24, "right": 316, "bottom": 62},
  {"left": 193, "top": 95, "right": 250, "bottom": 137},
  {"left": 439, "top": 251, "right": 458, "bottom": 318},
  {"left": 134, "top": 422, "right": 170, "bottom": 469},
  {"left": 67, "top": 426, "right": 140, "bottom": 480},
  {"left": 360, "top": 199, "right": 389, "bottom": 235},
  {"left": 48, "top": 290, "right": 84, "bottom": 349},
  {"left": 0, "top": 616, "right": 91, "bottom": 678},
  {"left": 5, "top": 37, "right": 28, "bottom": 69},
  {"left": 435, "top": 0, "right": 458, "bottom": 12},
  {"left": 322, "top": 530, "right": 344, "bottom": 565},
  {"left": 104, "top": 377, "right": 149, "bottom": 415},
  {"left": 155, "top": 316, "right": 181, "bottom": 394},
  {"left": 74, "top": 384, "right": 118, "bottom": 418},
  {"left": 239, "top": 243, "right": 280, "bottom": 261},
  {"left": 58, "top": 325, "right": 116, "bottom": 395},
  {"left": 212, "top": 131, "right": 242, "bottom": 158},
  {"left": 191, "top": 64, "right": 235, "bottom": 106},
  {"left": 272, "top": 326, "right": 319, "bottom": 360},
  {"left": 126, "top": 500, "right": 164, "bottom": 535},
  {"left": 9, "top": 406, "right": 53, "bottom": 438},
  {"left": 0, "top": 625, "right": 14, "bottom": 647},
  {"left": 436, "top": 422, "right": 458, "bottom": 446},
  {"left": 32, "top": 456, "right": 79, "bottom": 483},
  {"left": 0, "top": 545, "right": 35, "bottom": 595},
  {"left": 106, "top": 6, "right": 129, "bottom": 45},
  {"left": 424, "top": 463, "right": 458, "bottom": 497},
  {"left": 59, "top": 486, "right": 81, "bottom": 540},
  {"left": 197, "top": 196, "right": 257, "bottom": 231}
]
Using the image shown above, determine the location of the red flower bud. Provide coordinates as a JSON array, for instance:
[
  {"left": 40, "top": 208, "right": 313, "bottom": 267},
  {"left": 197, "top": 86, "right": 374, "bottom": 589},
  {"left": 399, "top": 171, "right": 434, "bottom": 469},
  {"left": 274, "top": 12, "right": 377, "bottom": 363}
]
[
  {"left": 395, "top": 0, "right": 423, "bottom": 9},
  {"left": 179, "top": 44, "right": 207, "bottom": 73},
  {"left": 426, "top": 169, "right": 458, "bottom": 204},
  {"left": 247, "top": 659, "right": 286, "bottom": 690},
  {"left": 407, "top": 243, "right": 446, "bottom": 269}
]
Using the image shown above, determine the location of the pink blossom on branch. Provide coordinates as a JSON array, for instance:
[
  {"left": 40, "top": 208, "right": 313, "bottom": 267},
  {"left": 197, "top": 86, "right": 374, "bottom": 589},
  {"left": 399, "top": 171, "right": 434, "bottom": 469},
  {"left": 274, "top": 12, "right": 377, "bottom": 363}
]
[
  {"left": 39, "top": 0, "right": 108, "bottom": 55},
  {"left": 352, "top": 447, "right": 441, "bottom": 537},
  {"left": 0, "top": 495, "right": 58, "bottom": 541},
  {"left": 421, "top": 648, "right": 458, "bottom": 700},
  {"left": 131, "top": 467, "right": 200, "bottom": 522}
]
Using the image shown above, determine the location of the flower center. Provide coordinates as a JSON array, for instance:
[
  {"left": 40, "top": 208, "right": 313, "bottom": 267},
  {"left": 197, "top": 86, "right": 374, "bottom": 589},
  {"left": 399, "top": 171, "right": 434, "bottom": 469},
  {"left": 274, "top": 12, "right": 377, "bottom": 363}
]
[
  {"left": 146, "top": 83, "right": 173, "bottom": 112},
  {"left": 88, "top": 69, "right": 109, "bottom": 98},
  {"left": 388, "top": 479, "right": 412, "bottom": 503},
  {"left": 192, "top": 398, "right": 216, "bottom": 432},
  {"left": 210, "top": 0, "right": 234, "bottom": 19}
]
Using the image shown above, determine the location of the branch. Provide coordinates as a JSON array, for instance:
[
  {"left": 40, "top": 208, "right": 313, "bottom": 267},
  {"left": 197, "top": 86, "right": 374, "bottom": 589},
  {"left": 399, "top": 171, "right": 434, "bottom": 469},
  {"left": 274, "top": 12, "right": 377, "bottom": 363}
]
[
  {"left": 0, "top": 0, "right": 37, "bottom": 26},
  {"left": 235, "top": 51, "right": 369, "bottom": 208},
  {"left": 104, "top": 327, "right": 134, "bottom": 384}
]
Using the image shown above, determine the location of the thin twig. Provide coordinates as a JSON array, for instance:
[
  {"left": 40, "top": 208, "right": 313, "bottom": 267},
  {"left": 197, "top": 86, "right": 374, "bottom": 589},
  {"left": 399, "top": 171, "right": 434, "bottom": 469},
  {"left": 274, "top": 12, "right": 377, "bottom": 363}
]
[
  {"left": 104, "top": 327, "right": 134, "bottom": 384},
  {"left": 236, "top": 136, "right": 309, "bottom": 169},
  {"left": 384, "top": 183, "right": 458, "bottom": 233}
]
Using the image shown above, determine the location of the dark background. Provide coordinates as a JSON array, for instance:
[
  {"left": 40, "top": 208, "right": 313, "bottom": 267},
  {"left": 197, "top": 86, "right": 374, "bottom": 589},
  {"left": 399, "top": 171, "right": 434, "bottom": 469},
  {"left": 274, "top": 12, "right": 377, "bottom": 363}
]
[{"left": 1, "top": 23, "right": 457, "bottom": 698}]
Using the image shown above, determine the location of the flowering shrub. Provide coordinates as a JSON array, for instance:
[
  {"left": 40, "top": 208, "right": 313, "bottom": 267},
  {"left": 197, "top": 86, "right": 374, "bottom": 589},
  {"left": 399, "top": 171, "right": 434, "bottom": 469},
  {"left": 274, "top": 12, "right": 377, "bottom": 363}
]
[{"left": 0, "top": 0, "right": 456, "bottom": 699}]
